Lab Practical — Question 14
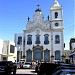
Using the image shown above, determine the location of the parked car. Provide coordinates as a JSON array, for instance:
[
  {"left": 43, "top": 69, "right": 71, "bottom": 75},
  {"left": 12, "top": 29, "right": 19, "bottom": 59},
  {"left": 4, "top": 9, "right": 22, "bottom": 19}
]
[
  {"left": 37, "top": 62, "right": 60, "bottom": 75},
  {"left": 22, "top": 62, "right": 31, "bottom": 69},
  {"left": 0, "top": 61, "right": 17, "bottom": 74},
  {"left": 37, "top": 62, "right": 75, "bottom": 75},
  {"left": 52, "top": 60, "right": 65, "bottom": 64},
  {"left": 53, "top": 68, "right": 75, "bottom": 75}
]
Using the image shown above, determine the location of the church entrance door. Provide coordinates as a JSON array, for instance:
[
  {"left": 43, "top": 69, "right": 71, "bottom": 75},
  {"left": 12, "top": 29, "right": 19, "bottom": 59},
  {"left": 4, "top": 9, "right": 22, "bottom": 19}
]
[{"left": 34, "top": 48, "right": 41, "bottom": 61}]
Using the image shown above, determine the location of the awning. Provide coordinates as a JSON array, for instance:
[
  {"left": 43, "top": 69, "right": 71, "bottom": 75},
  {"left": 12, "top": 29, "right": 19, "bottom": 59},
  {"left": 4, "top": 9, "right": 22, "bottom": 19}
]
[{"left": 69, "top": 53, "right": 75, "bottom": 57}]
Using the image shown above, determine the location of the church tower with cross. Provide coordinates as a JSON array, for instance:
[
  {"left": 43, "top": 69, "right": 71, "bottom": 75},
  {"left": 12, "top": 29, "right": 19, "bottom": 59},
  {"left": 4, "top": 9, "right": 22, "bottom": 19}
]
[{"left": 14, "top": 0, "right": 64, "bottom": 62}]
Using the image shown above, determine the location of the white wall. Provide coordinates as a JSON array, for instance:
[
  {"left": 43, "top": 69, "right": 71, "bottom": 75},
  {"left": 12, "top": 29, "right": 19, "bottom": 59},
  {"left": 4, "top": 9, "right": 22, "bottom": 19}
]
[
  {"left": 8, "top": 57, "right": 15, "bottom": 62},
  {"left": 72, "top": 43, "right": 75, "bottom": 49},
  {"left": 14, "top": 33, "right": 23, "bottom": 51},
  {"left": 25, "top": 28, "right": 51, "bottom": 51},
  {"left": 0, "top": 39, "right": 3, "bottom": 54},
  {"left": 51, "top": 10, "right": 62, "bottom": 20},
  {"left": 8, "top": 41, "right": 15, "bottom": 55},
  {"left": 53, "top": 32, "right": 63, "bottom": 55},
  {"left": 8, "top": 41, "right": 17, "bottom": 62}
]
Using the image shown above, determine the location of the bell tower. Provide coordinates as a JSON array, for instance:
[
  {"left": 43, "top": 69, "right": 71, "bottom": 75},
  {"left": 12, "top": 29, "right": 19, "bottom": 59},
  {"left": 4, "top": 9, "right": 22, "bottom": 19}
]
[
  {"left": 50, "top": 0, "right": 64, "bottom": 61},
  {"left": 50, "top": 0, "right": 63, "bottom": 28}
]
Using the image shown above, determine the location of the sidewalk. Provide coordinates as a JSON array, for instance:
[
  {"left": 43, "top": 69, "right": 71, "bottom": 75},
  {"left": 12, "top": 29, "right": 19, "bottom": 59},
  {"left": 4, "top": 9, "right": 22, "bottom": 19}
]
[{"left": 16, "top": 69, "right": 37, "bottom": 74}]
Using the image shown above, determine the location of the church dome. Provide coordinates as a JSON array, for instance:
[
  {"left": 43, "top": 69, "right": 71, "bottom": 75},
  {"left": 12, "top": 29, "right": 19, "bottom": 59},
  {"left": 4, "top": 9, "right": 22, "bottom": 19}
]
[
  {"left": 35, "top": 8, "right": 41, "bottom": 12},
  {"left": 33, "top": 5, "right": 44, "bottom": 22}
]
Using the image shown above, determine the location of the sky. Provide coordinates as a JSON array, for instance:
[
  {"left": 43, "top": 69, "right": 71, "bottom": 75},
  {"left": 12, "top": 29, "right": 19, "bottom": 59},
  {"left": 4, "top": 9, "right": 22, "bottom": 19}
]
[{"left": 0, "top": 0, "right": 74, "bottom": 50}]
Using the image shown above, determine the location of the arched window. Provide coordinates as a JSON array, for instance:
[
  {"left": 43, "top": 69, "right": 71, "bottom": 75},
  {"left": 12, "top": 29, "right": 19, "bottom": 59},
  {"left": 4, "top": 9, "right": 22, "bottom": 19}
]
[
  {"left": 26, "top": 50, "right": 32, "bottom": 62},
  {"left": 55, "top": 35, "right": 60, "bottom": 44},
  {"left": 36, "top": 35, "right": 40, "bottom": 44},
  {"left": 44, "top": 34, "right": 49, "bottom": 44},
  {"left": 27, "top": 35, "right": 32, "bottom": 45},
  {"left": 17, "top": 36, "right": 22, "bottom": 45},
  {"left": 55, "top": 12, "right": 58, "bottom": 18},
  {"left": 44, "top": 50, "right": 50, "bottom": 62},
  {"left": 55, "top": 50, "right": 60, "bottom": 60}
]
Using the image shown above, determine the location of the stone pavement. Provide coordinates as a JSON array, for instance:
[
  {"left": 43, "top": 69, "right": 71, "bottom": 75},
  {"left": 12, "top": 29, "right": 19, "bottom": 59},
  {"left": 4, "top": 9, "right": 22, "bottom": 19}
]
[{"left": 16, "top": 69, "right": 37, "bottom": 75}]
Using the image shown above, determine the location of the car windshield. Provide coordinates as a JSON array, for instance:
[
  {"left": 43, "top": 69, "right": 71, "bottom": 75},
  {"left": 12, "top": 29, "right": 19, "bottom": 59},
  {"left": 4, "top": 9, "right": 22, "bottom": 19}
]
[
  {"left": 25, "top": 63, "right": 30, "bottom": 65},
  {"left": 0, "top": 62, "right": 7, "bottom": 66}
]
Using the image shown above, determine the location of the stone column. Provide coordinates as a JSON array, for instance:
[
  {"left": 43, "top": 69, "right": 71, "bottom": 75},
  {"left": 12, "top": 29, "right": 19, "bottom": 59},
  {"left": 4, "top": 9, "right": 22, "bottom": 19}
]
[
  {"left": 51, "top": 30, "right": 54, "bottom": 62},
  {"left": 25, "top": 50, "right": 26, "bottom": 62},
  {"left": 61, "top": 31, "right": 64, "bottom": 61}
]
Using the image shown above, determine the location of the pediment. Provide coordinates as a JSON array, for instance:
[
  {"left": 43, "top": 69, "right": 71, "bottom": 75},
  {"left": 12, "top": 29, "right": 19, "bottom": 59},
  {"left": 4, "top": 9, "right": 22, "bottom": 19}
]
[{"left": 25, "top": 25, "right": 51, "bottom": 33}]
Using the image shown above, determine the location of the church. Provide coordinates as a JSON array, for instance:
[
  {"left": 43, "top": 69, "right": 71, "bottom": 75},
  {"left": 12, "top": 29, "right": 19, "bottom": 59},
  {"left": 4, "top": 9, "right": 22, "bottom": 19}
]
[{"left": 14, "top": 0, "right": 64, "bottom": 62}]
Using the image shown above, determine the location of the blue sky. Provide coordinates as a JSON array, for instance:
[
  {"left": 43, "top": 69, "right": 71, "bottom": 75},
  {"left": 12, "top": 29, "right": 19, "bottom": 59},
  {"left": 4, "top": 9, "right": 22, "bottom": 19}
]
[{"left": 0, "top": 0, "right": 74, "bottom": 50}]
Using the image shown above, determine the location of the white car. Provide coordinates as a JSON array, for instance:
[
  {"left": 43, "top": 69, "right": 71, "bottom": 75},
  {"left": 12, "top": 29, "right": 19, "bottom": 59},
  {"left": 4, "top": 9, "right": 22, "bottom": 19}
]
[{"left": 23, "top": 62, "right": 31, "bottom": 69}]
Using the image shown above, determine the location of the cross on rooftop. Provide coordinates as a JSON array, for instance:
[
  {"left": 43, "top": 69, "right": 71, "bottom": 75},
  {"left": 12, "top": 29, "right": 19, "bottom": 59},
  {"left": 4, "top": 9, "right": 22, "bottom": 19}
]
[{"left": 37, "top": 4, "right": 40, "bottom": 8}]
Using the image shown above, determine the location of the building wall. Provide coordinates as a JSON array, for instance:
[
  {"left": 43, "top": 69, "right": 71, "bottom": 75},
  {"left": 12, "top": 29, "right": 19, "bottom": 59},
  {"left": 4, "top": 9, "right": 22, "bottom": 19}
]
[
  {"left": 0, "top": 39, "right": 3, "bottom": 54},
  {"left": 3, "top": 41, "right": 8, "bottom": 55},
  {"left": 0, "top": 39, "right": 3, "bottom": 60},
  {"left": 8, "top": 41, "right": 17, "bottom": 62},
  {"left": 50, "top": 10, "right": 62, "bottom": 20},
  {"left": 14, "top": 34, "right": 23, "bottom": 51},
  {"left": 25, "top": 28, "right": 51, "bottom": 51},
  {"left": 0, "top": 39, "right": 17, "bottom": 62},
  {"left": 53, "top": 32, "right": 63, "bottom": 55},
  {"left": 72, "top": 43, "right": 75, "bottom": 49},
  {"left": 14, "top": 0, "right": 64, "bottom": 62},
  {"left": 69, "top": 38, "right": 75, "bottom": 50}
]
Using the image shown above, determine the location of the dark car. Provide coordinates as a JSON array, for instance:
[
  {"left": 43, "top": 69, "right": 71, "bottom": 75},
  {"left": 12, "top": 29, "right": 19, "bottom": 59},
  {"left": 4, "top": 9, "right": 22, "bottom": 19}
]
[
  {"left": 0, "top": 61, "right": 17, "bottom": 74},
  {"left": 37, "top": 62, "right": 75, "bottom": 75},
  {"left": 37, "top": 62, "right": 60, "bottom": 75},
  {"left": 53, "top": 68, "right": 75, "bottom": 75}
]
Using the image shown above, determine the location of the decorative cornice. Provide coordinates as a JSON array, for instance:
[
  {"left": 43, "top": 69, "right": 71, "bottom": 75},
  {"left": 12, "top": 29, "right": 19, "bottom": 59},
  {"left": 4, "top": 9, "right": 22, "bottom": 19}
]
[
  {"left": 24, "top": 26, "right": 52, "bottom": 33},
  {"left": 23, "top": 27, "right": 63, "bottom": 33},
  {"left": 50, "top": 19, "right": 63, "bottom": 22},
  {"left": 52, "top": 28, "right": 64, "bottom": 32}
]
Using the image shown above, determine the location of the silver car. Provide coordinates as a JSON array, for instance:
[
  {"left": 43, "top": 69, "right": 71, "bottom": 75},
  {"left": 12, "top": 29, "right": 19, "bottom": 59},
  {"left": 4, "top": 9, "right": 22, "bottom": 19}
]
[{"left": 23, "top": 62, "right": 31, "bottom": 69}]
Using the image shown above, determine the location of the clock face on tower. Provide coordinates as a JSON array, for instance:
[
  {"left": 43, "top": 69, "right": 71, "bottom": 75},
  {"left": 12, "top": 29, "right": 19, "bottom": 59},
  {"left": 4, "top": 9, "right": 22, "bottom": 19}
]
[{"left": 55, "top": 23, "right": 58, "bottom": 26}]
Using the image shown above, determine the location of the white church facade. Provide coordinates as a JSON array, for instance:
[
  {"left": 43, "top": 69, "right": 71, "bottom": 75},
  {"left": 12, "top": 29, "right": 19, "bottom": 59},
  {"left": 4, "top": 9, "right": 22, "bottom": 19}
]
[{"left": 14, "top": 0, "right": 64, "bottom": 62}]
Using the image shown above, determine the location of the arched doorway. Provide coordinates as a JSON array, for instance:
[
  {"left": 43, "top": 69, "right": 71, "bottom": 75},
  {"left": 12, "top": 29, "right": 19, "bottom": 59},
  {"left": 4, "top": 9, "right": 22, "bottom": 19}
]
[
  {"left": 34, "top": 48, "right": 41, "bottom": 61},
  {"left": 26, "top": 50, "right": 32, "bottom": 62},
  {"left": 55, "top": 50, "right": 60, "bottom": 60},
  {"left": 44, "top": 50, "right": 50, "bottom": 62}
]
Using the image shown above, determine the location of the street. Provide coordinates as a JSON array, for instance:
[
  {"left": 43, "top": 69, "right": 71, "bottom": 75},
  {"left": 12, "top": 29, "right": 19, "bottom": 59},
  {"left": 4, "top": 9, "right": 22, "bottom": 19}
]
[{"left": 16, "top": 69, "right": 37, "bottom": 75}]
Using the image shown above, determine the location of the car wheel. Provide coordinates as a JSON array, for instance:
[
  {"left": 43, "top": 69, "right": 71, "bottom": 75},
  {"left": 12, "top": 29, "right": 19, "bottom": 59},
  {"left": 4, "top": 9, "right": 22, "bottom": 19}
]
[{"left": 12, "top": 71, "right": 16, "bottom": 75}]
